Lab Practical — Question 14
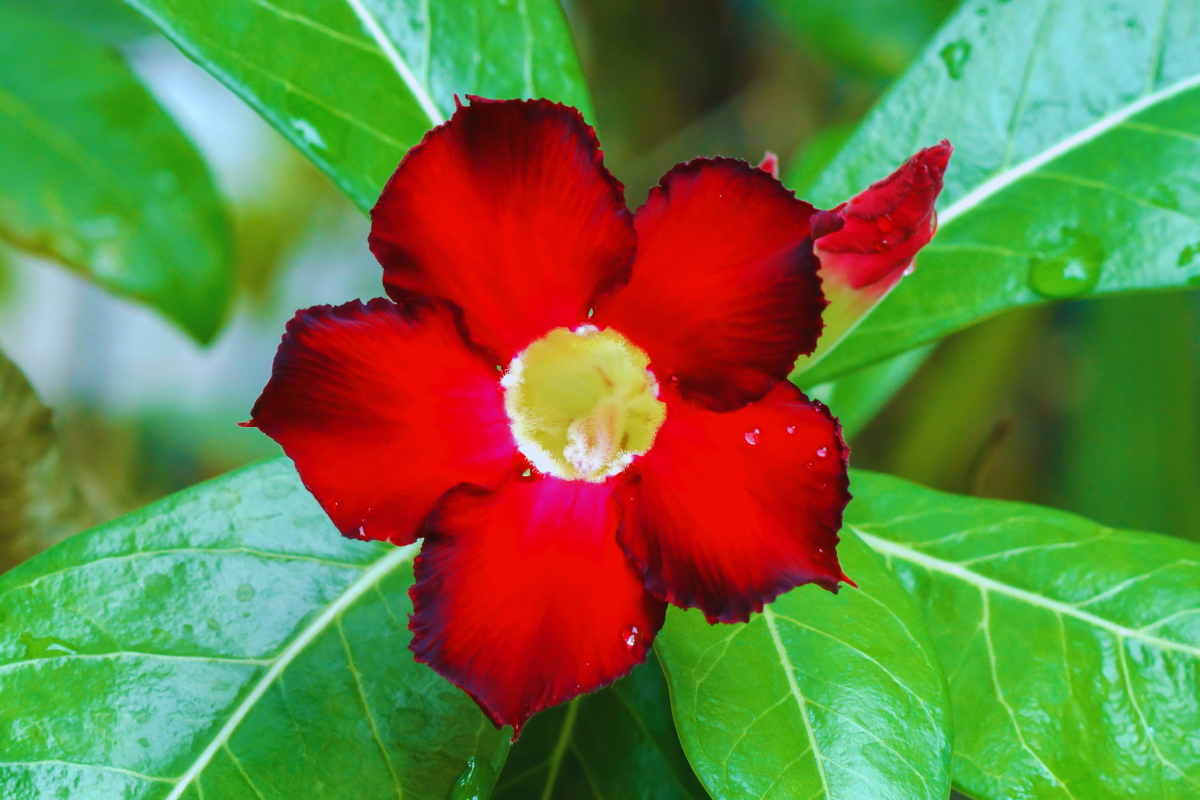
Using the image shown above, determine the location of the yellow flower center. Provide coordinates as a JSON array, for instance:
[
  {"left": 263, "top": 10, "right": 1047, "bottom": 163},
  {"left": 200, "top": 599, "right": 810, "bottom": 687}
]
[{"left": 502, "top": 326, "right": 667, "bottom": 482}]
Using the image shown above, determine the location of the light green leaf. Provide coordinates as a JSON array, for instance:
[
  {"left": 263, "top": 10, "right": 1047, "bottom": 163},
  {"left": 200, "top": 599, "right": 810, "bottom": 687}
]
[
  {"left": 125, "top": 0, "right": 593, "bottom": 213},
  {"left": 0, "top": 350, "right": 91, "bottom": 573},
  {"left": 654, "top": 529, "right": 951, "bottom": 800},
  {"left": 0, "top": 458, "right": 507, "bottom": 800},
  {"left": 0, "top": 4, "right": 232, "bottom": 344},
  {"left": 849, "top": 469, "right": 1200, "bottom": 799},
  {"left": 802, "top": 0, "right": 1200, "bottom": 384},
  {"left": 493, "top": 652, "right": 708, "bottom": 800}
]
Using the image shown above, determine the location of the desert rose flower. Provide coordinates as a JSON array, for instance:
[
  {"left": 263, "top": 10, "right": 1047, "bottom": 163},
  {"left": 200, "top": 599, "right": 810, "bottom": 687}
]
[{"left": 244, "top": 97, "right": 949, "bottom": 737}]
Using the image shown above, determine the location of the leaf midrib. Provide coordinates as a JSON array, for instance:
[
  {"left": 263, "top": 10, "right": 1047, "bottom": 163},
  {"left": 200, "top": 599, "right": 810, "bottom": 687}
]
[
  {"left": 761, "top": 606, "right": 830, "bottom": 798},
  {"left": 854, "top": 527, "right": 1200, "bottom": 659},
  {"left": 937, "top": 71, "right": 1200, "bottom": 227},
  {"left": 163, "top": 541, "right": 420, "bottom": 800}
]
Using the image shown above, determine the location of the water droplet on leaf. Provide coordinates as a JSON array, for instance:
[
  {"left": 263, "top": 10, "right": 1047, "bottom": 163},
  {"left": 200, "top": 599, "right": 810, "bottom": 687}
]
[
  {"left": 622, "top": 625, "right": 640, "bottom": 647},
  {"left": 445, "top": 757, "right": 496, "bottom": 800},
  {"left": 19, "top": 632, "right": 76, "bottom": 659},
  {"left": 1027, "top": 228, "right": 1104, "bottom": 299},
  {"left": 236, "top": 583, "right": 256, "bottom": 602},
  {"left": 940, "top": 40, "right": 971, "bottom": 79},
  {"left": 745, "top": 429, "right": 760, "bottom": 445},
  {"left": 144, "top": 572, "right": 172, "bottom": 599}
]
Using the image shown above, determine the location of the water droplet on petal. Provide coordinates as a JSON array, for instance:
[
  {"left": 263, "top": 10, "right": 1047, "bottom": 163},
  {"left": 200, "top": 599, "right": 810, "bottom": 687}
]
[
  {"left": 786, "top": 426, "right": 796, "bottom": 435},
  {"left": 816, "top": 447, "right": 827, "bottom": 458},
  {"left": 745, "top": 429, "right": 760, "bottom": 445},
  {"left": 902, "top": 262, "right": 916, "bottom": 276},
  {"left": 669, "top": 375, "right": 680, "bottom": 386},
  {"left": 622, "top": 625, "right": 640, "bottom": 648},
  {"left": 876, "top": 215, "right": 894, "bottom": 233}
]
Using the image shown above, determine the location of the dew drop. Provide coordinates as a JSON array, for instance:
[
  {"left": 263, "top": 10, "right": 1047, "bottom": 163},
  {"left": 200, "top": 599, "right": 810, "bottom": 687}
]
[
  {"left": 236, "top": 583, "right": 256, "bottom": 602},
  {"left": 902, "top": 262, "right": 916, "bottom": 276},
  {"left": 745, "top": 428, "right": 760, "bottom": 445},
  {"left": 522, "top": 469, "right": 532, "bottom": 477},
  {"left": 669, "top": 375, "right": 680, "bottom": 386},
  {"left": 138, "top": 737, "right": 150, "bottom": 749},
  {"left": 622, "top": 625, "right": 640, "bottom": 648},
  {"left": 144, "top": 572, "right": 172, "bottom": 599},
  {"left": 786, "top": 426, "right": 796, "bottom": 434},
  {"left": 816, "top": 447, "right": 828, "bottom": 458},
  {"left": 876, "top": 215, "right": 894, "bottom": 233},
  {"left": 1027, "top": 228, "right": 1104, "bottom": 299},
  {"left": 940, "top": 39, "right": 971, "bottom": 79},
  {"left": 18, "top": 632, "right": 76, "bottom": 659},
  {"left": 1177, "top": 242, "right": 1200, "bottom": 268}
]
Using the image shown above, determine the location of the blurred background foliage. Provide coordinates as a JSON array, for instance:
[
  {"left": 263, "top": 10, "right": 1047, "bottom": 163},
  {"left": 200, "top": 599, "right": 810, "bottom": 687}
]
[{"left": 1, "top": 0, "right": 1197, "bottom": 562}]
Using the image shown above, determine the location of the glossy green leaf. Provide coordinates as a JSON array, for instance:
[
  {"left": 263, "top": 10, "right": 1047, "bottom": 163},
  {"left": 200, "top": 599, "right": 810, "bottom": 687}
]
[
  {"left": 848, "top": 469, "right": 1200, "bottom": 799},
  {"left": 0, "top": 4, "right": 232, "bottom": 344},
  {"left": 126, "top": 0, "right": 593, "bottom": 213},
  {"left": 493, "top": 652, "right": 708, "bottom": 800},
  {"left": 803, "top": 343, "right": 933, "bottom": 441},
  {"left": 766, "top": 0, "right": 958, "bottom": 78},
  {"left": 0, "top": 350, "right": 91, "bottom": 573},
  {"left": 802, "top": 0, "right": 1200, "bottom": 385},
  {"left": 654, "top": 529, "right": 951, "bottom": 800},
  {"left": 0, "top": 458, "right": 507, "bottom": 799}
]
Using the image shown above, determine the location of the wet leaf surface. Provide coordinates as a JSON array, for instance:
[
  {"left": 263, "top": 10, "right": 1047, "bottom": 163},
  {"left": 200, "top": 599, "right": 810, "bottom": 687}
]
[
  {"left": 850, "top": 469, "right": 1200, "bottom": 799},
  {"left": 655, "top": 526, "right": 951, "bottom": 800},
  {"left": 0, "top": 458, "right": 507, "bottom": 799},
  {"left": 802, "top": 0, "right": 1200, "bottom": 384}
]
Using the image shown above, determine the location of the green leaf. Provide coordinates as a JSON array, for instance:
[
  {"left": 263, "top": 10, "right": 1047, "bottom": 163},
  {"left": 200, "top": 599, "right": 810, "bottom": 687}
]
[
  {"left": 125, "top": 0, "right": 593, "bottom": 214},
  {"left": 848, "top": 469, "right": 1200, "bottom": 799},
  {"left": 493, "top": 652, "right": 708, "bottom": 800},
  {"left": 802, "top": 0, "right": 1200, "bottom": 384},
  {"left": 0, "top": 350, "right": 91, "bottom": 573},
  {"left": 0, "top": 4, "right": 232, "bottom": 344},
  {"left": 7, "top": 0, "right": 153, "bottom": 43},
  {"left": 766, "top": 0, "right": 959, "bottom": 78},
  {"left": 803, "top": 343, "right": 933, "bottom": 441},
  {"left": 0, "top": 458, "right": 507, "bottom": 799},
  {"left": 654, "top": 529, "right": 952, "bottom": 800}
]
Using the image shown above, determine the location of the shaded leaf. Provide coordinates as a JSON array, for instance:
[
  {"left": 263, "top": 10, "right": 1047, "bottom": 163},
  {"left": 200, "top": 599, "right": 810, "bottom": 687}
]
[
  {"left": 850, "top": 469, "right": 1200, "bottom": 799},
  {"left": 0, "top": 350, "right": 90, "bottom": 573},
  {"left": 766, "top": 0, "right": 959, "bottom": 78},
  {"left": 493, "top": 652, "right": 708, "bottom": 800},
  {"left": 0, "top": 4, "right": 232, "bottom": 343},
  {"left": 8, "top": 0, "right": 153, "bottom": 43},
  {"left": 802, "top": 0, "right": 1200, "bottom": 384},
  {"left": 803, "top": 343, "right": 933, "bottom": 440},
  {"left": 655, "top": 528, "right": 951, "bottom": 800},
  {"left": 125, "top": 0, "right": 593, "bottom": 213},
  {"left": 0, "top": 458, "right": 507, "bottom": 799}
]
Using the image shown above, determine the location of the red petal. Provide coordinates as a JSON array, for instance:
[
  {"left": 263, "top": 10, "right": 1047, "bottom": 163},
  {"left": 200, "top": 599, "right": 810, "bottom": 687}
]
[
  {"left": 245, "top": 299, "right": 516, "bottom": 545},
  {"left": 410, "top": 476, "right": 666, "bottom": 737},
  {"left": 369, "top": 97, "right": 636, "bottom": 361},
  {"left": 757, "top": 151, "right": 780, "bottom": 180},
  {"left": 615, "top": 382, "right": 852, "bottom": 624},
  {"left": 816, "top": 140, "right": 952, "bottom": 291},
  {"left": 593, "top": 158, "right": 824, "bottom": 411}
]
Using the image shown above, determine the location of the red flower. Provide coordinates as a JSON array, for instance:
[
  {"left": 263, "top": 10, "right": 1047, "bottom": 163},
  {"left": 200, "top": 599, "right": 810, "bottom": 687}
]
[{"left": 244, "top": 97, "right": 948, "bottom": 737}]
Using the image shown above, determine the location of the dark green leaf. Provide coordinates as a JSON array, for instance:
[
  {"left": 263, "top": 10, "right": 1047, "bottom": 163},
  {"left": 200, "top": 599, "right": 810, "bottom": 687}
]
[
  {"left": 0, "top": 4, "right": 232, "bottom": 344},
  {"left": 493, "top": 651, "right": 708, "bottom": 800},
  {"left": 0, "top": 350, "right": 91, "bottom": 573},
  {"left": 1061, "top": 292, "right": 1200, "bottom": 541},
  {"left": 655, "top": 529, "right": 951, "bottom": 800},
  {"left": 849, "top": 469, "right": 1200, "bottom": 799},
  {"left": 125, "top": 0, "right": 593, "bottom": 213},
  {"left": 766, "top": 0, "right": 959, "bottom": 78},
  {"left": 0, "top": 458, "right": 507, "bottom": 799},
  {"left": 802, "top": 0, "right": 1200, "bottom": 384}
]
